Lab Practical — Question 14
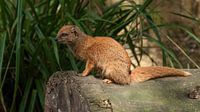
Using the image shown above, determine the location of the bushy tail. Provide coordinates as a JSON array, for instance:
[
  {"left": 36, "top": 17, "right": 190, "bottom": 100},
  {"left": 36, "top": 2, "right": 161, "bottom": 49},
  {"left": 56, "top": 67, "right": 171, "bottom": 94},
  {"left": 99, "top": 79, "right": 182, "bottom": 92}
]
[{"left": 131, "top": 66, "right": 191, "bottom": 83}]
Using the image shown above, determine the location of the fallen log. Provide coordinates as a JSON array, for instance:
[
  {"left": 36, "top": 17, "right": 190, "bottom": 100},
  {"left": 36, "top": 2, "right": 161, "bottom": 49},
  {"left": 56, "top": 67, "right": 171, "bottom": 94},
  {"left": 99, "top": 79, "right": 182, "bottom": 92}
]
[{"left": 45, "top": 70, "right": 200, "bottom": 112}]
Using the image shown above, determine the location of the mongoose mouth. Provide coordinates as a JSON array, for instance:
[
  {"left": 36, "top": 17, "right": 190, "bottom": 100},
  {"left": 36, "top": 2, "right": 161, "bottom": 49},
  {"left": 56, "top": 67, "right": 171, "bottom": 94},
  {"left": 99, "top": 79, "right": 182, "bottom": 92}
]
[
  {"left": 56, "top": 38, "right": 73, "bottom": 45},
  {"left": 65, "top": 41, "right": 74, "bottom": 45},
  {"left": 55, "top": 38, "right": 65, "bottom": 44}
]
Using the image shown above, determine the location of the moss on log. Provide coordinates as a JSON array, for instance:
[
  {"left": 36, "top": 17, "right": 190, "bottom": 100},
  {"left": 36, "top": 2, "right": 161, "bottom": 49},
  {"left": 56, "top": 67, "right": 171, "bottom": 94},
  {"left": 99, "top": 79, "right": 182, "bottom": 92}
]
[{"left": 45, "top": 70, "right": 200, "bottom": 112}]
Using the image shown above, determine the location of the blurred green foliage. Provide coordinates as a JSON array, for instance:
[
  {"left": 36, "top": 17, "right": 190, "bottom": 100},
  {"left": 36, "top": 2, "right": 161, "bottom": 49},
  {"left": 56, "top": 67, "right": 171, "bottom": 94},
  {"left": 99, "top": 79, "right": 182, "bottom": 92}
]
[{"left": 0, "top": 0, "right": 199, "bottom": 111}]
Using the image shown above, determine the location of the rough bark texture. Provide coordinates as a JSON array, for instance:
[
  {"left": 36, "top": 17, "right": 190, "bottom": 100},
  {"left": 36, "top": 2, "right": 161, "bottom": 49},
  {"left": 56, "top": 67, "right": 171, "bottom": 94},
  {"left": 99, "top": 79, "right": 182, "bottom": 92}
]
[{"left": 45, "top": 70, "right": 200, "bottom": 112}]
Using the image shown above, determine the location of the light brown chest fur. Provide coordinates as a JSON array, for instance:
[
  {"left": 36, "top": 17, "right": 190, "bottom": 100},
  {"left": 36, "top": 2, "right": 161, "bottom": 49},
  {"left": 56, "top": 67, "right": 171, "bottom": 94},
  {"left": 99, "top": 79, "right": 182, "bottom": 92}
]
[{"left": 74, "top": 36, "right": 132, "bottom": 84}]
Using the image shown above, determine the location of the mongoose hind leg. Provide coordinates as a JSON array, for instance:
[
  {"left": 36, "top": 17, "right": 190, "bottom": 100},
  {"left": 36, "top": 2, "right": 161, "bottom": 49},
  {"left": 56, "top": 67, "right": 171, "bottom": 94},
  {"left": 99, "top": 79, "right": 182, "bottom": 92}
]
[
  {"left": 82, "top": 60, "right": 94, "bottom": 76},
  {"left": 103, "top": 79, "right": 113, "bottom": 84}
]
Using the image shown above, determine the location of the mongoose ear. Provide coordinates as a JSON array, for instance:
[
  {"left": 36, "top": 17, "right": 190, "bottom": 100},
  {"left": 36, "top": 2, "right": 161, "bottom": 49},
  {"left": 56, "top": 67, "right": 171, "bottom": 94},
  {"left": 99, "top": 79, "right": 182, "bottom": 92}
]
[{"left": 71, "top": 26, "right": 79, "bottom": 38}]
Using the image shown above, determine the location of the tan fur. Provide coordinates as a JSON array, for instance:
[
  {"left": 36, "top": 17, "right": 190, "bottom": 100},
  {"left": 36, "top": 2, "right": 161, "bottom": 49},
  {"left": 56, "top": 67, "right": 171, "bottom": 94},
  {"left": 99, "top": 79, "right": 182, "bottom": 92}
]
[
  {"left": 56, "top": 25, "right": 191, "bottom": 85},
  {"left": 131, "top": 66, "right": 191, "bottom": 83}
]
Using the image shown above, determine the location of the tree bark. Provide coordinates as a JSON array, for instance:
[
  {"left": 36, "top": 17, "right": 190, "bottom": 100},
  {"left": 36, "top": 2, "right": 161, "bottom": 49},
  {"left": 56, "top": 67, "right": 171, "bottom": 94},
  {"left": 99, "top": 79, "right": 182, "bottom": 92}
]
[{"left": 45, "top": 70, "right": 200, "bottom": 112}]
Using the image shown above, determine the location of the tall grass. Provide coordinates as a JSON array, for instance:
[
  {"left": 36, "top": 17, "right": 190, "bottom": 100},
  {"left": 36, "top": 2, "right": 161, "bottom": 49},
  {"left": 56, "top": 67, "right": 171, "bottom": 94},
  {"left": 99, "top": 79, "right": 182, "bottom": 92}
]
[{"left": 0, "top": 0, "right": 199, "bottom": 111}]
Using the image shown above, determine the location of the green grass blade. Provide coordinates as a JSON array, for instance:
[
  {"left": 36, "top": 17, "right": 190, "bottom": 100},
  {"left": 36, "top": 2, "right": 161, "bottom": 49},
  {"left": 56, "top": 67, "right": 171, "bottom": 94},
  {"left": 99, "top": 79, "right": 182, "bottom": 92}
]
[
  {"left": 27, "top": 90, "right": 37, "bottom": 112},
  {"left": 166, "top": 35, "right": 200, "bottom": 68},
  {"left": 35, "top": 25, "right": 57, "bottom": 71},
  {"left": 10, "top": 0, "right": 23, "bottom": 111},
  {"left": 155, "top": 24, "right": 200, "bottom": 44},
  {"left": 184, "top": 29, "right": 200, "bottom": 44},
  {"left": 143, "top": 34, "right": 183, "bottom": 67},
  {"left": 0, "top": 33, "right": 6, "bottom": 81},
  {"left": 0, "top": 32, "right": 7, "bottom": 112},
  {"left": 0, "top": 0, "right": 7, "bottom": 28},
  {"left": 66, "top": 13, "right": 82, "bottom": 28},
  {"left": 139, "top": 0, "right": 153, "bottom": 12},
  {"left": 126, "top": 33, "right": 141, "bottom": 66},
  {"left": 0, "top": 39, "right": 16, "bottom": 92},
  {"left": 144, "top": 12, "right": 167, "bottom": 65},
  {"left": 171, "top": 12, "right": 200, "bottom": 24},
  {"left": 51, "top": 37, "right": 62, "bottom": 70},
  {"left": 19, "top": 78, "right": 33, "bottom": 112},
  {"left": 170, "top": 24, "right": 200, "bottom": 44},
  {"left": 35, "top": 79, "right": 44, "bottom": 110},
  {"left": 25, "top": 0, "right": 40, "bottom": 22}
]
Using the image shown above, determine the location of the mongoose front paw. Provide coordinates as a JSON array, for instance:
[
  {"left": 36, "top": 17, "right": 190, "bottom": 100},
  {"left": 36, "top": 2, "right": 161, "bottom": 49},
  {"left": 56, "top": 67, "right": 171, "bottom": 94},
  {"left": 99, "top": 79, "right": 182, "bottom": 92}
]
[{"left": 78, "top": 73, "right": 88, "bottom": 77}]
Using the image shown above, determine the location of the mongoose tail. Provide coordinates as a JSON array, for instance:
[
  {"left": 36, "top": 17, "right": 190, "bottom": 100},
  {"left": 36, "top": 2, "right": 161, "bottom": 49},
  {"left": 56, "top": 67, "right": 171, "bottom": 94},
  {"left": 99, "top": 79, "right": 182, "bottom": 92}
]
[{"left": 131, "top": 66, "right": 192, "bottom": 83}]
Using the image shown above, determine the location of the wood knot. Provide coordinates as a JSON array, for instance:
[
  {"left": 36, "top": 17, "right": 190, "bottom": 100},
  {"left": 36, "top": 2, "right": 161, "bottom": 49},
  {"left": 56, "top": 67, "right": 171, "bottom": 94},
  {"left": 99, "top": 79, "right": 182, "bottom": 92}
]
[{"left": 188, "top": 86, "right": 200, "bottom": 99}]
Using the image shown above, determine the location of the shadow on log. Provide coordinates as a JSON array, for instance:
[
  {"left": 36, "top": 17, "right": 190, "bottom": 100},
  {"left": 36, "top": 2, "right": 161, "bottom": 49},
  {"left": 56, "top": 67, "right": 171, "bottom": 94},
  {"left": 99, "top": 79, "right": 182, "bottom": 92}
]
[{"left": 45, "top": 70, "right": 200, "bottom": 112}]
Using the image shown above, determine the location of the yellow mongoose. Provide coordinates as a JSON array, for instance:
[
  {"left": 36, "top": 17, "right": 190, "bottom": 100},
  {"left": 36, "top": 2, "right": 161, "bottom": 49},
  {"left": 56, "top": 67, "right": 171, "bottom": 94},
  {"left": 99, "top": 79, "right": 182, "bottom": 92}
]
[{"left": 56, "top": 25, "right": 191, "bottom": 85}]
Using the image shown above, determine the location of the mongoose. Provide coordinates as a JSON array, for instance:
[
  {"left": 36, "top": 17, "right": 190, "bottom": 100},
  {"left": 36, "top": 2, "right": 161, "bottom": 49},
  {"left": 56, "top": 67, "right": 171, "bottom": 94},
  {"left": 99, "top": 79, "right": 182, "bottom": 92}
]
[{"left": 56, "top": 25, "right": 191, "bottom": 85}]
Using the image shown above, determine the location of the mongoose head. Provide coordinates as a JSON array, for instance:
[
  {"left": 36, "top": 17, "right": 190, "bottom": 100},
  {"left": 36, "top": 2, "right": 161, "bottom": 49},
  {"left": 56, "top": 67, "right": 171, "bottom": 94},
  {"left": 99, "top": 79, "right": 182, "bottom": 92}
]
[{"left": 56, "top": 25, "right": 84, "bottom": 45}]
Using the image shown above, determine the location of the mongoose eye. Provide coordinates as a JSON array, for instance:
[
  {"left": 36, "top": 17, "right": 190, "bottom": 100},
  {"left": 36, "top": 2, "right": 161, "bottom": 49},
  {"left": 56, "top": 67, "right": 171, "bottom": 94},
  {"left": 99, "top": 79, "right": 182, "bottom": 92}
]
[{"left": 60, "top": 33, "right": 68, "bottom": 38}]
